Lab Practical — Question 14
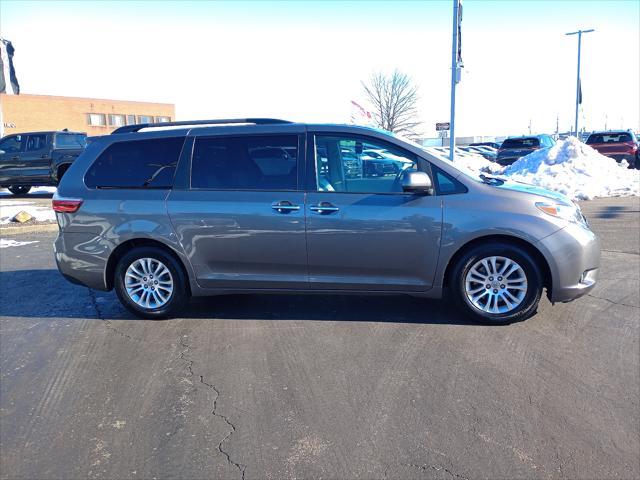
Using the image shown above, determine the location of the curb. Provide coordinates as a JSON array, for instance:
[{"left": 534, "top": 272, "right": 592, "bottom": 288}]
[{"left": 0, "top": 223, "right": 59, "bottom": 236}]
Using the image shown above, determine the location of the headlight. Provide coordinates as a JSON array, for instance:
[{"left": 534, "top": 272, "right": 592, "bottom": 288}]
[{"left": 536, "top": 201, "right": 586, "bottom": 225}]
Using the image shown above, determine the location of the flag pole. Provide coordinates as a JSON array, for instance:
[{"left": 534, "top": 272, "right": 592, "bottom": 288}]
[
  {"left": 449, "top": 0, "right": 460, "bottom": 161},
  {"left": 566, "top": 29, "right": 594, "bottom": 138}
]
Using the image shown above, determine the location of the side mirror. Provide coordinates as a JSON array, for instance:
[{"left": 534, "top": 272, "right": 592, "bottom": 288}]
[
  {"left": 402, "top": 170, "right": 433, "bottom": 195},
  {"left": 0, "top": 150, "right": 5, "bottom": 155}
]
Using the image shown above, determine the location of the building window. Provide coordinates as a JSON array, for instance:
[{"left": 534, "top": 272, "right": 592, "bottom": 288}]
[
  {"left": 155, "top": 116, "right": 171, "bottom": 123},
  {"left": 108, "top": 114, "right": 126, "bottom": 127},
  {"left": 87, "top": 113, "right": 106, "bottom": 126},
  {"left": 138, "top": 115, "right": 154, "bottom": 124},
  {"left": 126, "top": 115, "right": 137, "bottom": 125}
]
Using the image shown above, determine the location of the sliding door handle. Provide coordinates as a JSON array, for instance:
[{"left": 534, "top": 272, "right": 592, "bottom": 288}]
[
  {"left": 310, "top": 202, "right": 339, "bottom": 214},
  {"left": 272, "top": 201, "right": 300, "bottom": 214}
]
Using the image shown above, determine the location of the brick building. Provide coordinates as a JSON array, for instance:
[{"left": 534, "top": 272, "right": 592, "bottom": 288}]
[{"left": 0, "top": 93, "right": 175, "bottom": 136}]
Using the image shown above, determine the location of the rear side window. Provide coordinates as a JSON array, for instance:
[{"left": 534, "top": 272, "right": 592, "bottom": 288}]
[
  {"left": 85, "top": 137, "right": 185, "bottom": 188},
  {"left": 25, "top": 134, "right": 47, "bottom": 151},
  {"left": 56, "top": 134, "right": 87, "bottom": 149},
  {"left": 191, "top": 135, "right": 298, "bottom": 190}
]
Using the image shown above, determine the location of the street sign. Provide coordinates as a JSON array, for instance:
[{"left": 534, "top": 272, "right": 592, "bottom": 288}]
[
  {"left": 436, "top": 122, "right": 450, "bottom": 131},
  {"left": 438, "top": 130, "right": 449, "bottom": 138}
]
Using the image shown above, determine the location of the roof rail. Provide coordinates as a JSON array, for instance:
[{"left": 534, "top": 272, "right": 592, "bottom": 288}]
[{"left": 111, "top": 118, "right": 293, "bottom": 134}]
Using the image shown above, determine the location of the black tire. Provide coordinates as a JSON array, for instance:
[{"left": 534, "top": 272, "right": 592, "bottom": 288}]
[
  {"left": 450, "top": 242, "right": 543, "bottom": 324},
  {"left": 57, "top": 164, "right": 70, "bottom": 184},
  {"left": 8, "top": 186, "right": 31, "bottom": 195},
  {"left": 114, "top": 246, "right": 189, "bottom": 319}
]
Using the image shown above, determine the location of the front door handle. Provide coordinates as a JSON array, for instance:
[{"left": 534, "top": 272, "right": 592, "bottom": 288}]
[
  {"left": 271, "top": 200, "right": 300, "bottom": 214},
  {"left": 11, "top": 156, "right": 20, "bottom": 161},
  {"left": 310, "top": 202, "right": 340, "bottom": 214}
]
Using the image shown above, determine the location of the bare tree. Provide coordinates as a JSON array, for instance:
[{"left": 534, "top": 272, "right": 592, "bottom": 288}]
[{"left": 362, "top": 70, "right": 421, "bottom": 137}]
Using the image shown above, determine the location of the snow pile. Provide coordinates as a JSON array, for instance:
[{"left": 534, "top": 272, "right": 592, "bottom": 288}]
[
  {"left": 0, "top": 239, "right": 39, "bottom": 249},
  {"left": 423, "top": 147, "right": 503, "bottom": 176},
  {"left": 0, "top": 186, "right": 57, "bottom": 196},
  {"left": 0, "top": 199, "right": 56, "bottom": 224},
  {"left": 452, "top": 152, "right": 504, "bottom": 175},
  {"left": 503, "top": 136, "right": 640, "bottom": 200}
]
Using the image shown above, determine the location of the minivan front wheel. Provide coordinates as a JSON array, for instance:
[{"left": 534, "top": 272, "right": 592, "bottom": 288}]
[
  {"left": 451, "top": 243, "right": 543, "bottom": 324},
  {"left": 114, "top": 247, "right": 188, "bottom": 319}
]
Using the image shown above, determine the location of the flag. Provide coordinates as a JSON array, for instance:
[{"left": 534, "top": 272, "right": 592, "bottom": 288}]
[
  {"left": 350, "top": 100, "right": 374, "bottom": 126},
  {"left": 457, "top": 0, "right": 463, "bottom": 66},
  {"left": 578, "top": 78, "right": 582, "bottom": 105},
  {"left": 0, "top": 38, "right": 20, "bottom": 95}
]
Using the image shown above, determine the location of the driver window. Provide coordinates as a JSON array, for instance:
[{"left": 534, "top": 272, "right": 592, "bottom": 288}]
[
  {"left": 314, "top": 135, "right": 417, "bottom": 193},
  {"left": 0, "top": 135, "right": 24, "bottom": 154}
]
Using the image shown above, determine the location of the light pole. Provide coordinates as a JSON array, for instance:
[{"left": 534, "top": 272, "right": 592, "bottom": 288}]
[
  {"left": 565, "top": 29, "right": 594, "bottom": 138},
  {"left": 449, "top": 0, "right": 462, "bottom": 161}
]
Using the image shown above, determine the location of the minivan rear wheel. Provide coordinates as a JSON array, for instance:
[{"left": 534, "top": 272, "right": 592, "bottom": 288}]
[
  {"left": 450, "top": 243, "right": 543, "bottom": 324},
  {"left": 114, "top": 247, "right": 188, "bottom": 319}
]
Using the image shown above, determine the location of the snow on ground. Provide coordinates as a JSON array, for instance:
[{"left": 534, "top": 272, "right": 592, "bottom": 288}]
[
  {"left": 502, "top": 137, "right": 640, "bottom": 200},
  {"left": 428, "top": 137, "right": 640, "bottom": 201},
  {"left": 0, "top": 239, "right": 39, "bottom": 248},
  {"left": 0, "top": 199, "right": 56, "bottom": 224},
  {"left": 0, "top": 186, "right": 57, "bottom": 196}
]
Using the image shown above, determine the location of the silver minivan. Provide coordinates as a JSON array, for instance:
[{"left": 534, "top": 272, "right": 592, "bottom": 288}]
[{"left": 53, "top": 119, "right": 600, "bottom": 324}]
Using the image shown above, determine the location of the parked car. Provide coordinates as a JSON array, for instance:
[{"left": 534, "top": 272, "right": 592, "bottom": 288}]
[
  {"left": 53, "top": 118, "right": 600, "bottom": 324},
  {"left": 0, "top": 130, "right": 87, "bottom": 195},
  {"left": 496, "top": 135, "right": 555, "bottom": 166},
  {"left": 470, "top": 141, "right": 501, "bottom": 149},
  {"left": 585, "top": 130, "right": 638, "bottom": 168},
  {"left": 460, "top": 146, "right": 498, "bottom": 162}
]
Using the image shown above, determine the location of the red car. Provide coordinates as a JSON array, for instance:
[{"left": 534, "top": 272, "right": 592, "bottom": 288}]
[{"left": 586, "top": 131, "right": 639, "bottom": 169}]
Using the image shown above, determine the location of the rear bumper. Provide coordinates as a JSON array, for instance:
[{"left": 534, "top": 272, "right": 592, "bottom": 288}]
[
  {"left": 54, "top": 230, "right": 111, "bottom": 291},
  {"left": 538, "top": 223, "right": 601, "bottom": 303}
]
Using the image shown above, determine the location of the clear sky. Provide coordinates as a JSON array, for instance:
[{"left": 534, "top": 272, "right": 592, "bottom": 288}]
[{"left": 1, "top": 0, "right": 638, "bottom": 137}]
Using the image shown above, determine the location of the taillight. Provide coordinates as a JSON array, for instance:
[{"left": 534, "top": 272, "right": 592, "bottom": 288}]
[{"left": 52, "top": 198, "right": 83, "bottom": 213}]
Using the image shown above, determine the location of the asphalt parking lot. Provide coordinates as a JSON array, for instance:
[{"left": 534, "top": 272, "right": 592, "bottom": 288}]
[{"left": 1, "top": 196, "right": 638, "bottom": 480}]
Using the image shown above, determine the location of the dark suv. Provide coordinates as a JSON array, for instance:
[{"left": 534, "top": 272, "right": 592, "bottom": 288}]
[
  {"left": 53, "top": 119, "right": 600, "bottom": 324},
  {"left": 0, "top": 131, "right": 87, "bottom": 194},
  {"left": 496, "top": 135, "right": 556, "bottom": 166},
  {"left": 586, "top": 130, "right": 638, "bottom": 168}
]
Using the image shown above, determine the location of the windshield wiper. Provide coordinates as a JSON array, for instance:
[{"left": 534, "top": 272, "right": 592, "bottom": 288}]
[{"left": 479, "top": 173, "right": 506, "bottom": 185}]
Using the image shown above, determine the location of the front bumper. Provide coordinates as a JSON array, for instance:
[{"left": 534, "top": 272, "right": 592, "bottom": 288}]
[{"left": 537, "top": 222, "right": 601, "bottom": 303}]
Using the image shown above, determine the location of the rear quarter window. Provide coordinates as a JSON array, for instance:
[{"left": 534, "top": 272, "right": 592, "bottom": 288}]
[
  {"left": 85, "top": 137, "right": 185, "bottom": 188},
  {"left": 56, "top": 134, "right": 87, "bottom": 149}
]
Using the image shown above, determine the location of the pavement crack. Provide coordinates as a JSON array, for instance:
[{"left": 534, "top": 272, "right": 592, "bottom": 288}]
[
  {"left": 385, "top": 462, "right": 470, "bottom": 480},
  {"left": 178, "top": 335, "right": 246, "bottom": 480},
  {"left": 587, "top": 293, "right": 639, "bottom": 309},
  {"left": 200, "top": 375, "right": 247, "bottom": 480},
  {"left": 601, "top": 249, "right": 639, "bottom": 256},
  {"left": 87, "top": 288, "right": 136, "bottom": 340}
]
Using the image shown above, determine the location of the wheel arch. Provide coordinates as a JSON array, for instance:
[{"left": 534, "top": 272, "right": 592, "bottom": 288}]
[
  {"left": 56, "top": 163, "right": 72, "bottom": 183},
  {"left": 442, "top": 234, "right": 553, "bottom": 296},
  {"left": 105, "top": 238, "right": 191, "bottom": 295}
]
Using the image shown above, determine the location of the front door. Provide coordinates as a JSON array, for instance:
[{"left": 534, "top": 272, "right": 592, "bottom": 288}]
[
  {"left": 167, "top": 131, "right": 309, "bottom": 290},
  {"left": 305, "top": 133, "right": 442, "bottom": 291},
  {"left": 20, "top": 133, "right": 51, "bottom": 185},
  {"left": 0, "top": 134, "right": 25, "bottom": 185}
]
